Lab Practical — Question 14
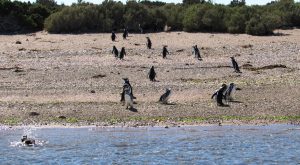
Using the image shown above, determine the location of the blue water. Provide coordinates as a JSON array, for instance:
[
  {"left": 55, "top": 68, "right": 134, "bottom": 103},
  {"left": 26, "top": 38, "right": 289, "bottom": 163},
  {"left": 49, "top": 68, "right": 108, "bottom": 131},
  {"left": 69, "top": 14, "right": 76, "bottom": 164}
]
[{"left": 0, "top": 124, "right": 300, "bottom": 164}]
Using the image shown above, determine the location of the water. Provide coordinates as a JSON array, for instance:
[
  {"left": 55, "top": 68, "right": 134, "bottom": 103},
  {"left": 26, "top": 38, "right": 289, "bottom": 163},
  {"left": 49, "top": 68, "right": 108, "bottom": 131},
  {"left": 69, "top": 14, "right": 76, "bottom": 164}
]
[{"left": 0, "top": 124, "right": 300, "bottom": 164}]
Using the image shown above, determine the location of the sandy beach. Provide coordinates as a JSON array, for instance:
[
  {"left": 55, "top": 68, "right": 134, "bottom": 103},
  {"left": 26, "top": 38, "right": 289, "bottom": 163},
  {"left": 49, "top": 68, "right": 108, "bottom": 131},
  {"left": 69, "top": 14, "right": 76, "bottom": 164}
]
[{"left": 0, "top": 29, "right": 299, "bottom": 127}]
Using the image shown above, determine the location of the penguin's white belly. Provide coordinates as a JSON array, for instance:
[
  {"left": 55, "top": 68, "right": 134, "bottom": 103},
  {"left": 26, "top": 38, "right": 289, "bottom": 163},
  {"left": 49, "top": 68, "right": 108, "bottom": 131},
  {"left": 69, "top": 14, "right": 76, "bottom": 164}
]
[{"left": 125, "top": 94, "right": 133, "bottom": 106}]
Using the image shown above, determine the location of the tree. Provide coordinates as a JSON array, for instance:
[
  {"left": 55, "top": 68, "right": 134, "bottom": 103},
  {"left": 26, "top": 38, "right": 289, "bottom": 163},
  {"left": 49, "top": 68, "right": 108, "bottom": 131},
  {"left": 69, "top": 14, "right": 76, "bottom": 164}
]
[
  {"left": 182, "top": 0, "right": 205, "bottom": 5},
  {"left": 229, "top": 0, "right": 245, "bottom": 7}
]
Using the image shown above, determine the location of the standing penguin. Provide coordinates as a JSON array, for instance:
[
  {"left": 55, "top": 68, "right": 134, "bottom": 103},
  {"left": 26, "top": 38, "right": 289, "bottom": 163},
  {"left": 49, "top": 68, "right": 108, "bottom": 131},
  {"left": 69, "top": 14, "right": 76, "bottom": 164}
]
[
  {"left": 120, "top": 78, "right": 136, "bottom": 104},
  {"left": 162, "top": 46, "right": 169, "bottom": 59},
  {"left": 123, "top": 28, "right": 128, "bottom": 39},
  {"left": 211, "top": 84, "right": 228, "bottom": 106},
  {"left": 139, "top": 24, "right": 143, "bottom": 34},
  {"left": 112, "top": 46, "right": 119, "bottom": 58},
  {"left": 148, "top": 66, "right": 156, "bottom": 81},
  {"left": 192, "top": 45, "right": 202, "bottom": 61},
  {"left": 124, "top": 84, "right": 134, "bottom": 109},
  {"left": 224, "top": 83, "right": 236, "bottom": 102},
  {"left": 111, "top": 31, "right": 116, "bottom": 42},
  {"left": 159, "top": 88, "right": 172, "bottom": 104},
  {"left": 230, "top": 57, "right": 241, "bottom": 73},
  {"left": 146, "top": 37, "right": 152, "bottom": 49},
  {"left": 119, "top": 47, "right": 126, "bottom": 60}
]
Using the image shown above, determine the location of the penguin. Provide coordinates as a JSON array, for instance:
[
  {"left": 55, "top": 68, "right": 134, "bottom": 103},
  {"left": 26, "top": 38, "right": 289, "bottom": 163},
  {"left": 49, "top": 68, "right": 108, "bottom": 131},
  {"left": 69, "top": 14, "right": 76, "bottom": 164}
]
[
  {"left": 21, "top": 135, "right": 35, "bottom": 146},
  {"left": 192, "top": 45, "right": 202, "bottom": 61},
  {"left": 111, "top": 31, "right": 116, "bottom": 42},
  {"left": 123, "top": 28, "right": 128, "bottom": 39},
  {"left": 124, "top": 84, "right": 134, "bottom": 109},
  {"left": 162, "top": 46, "right": 169, "bottom": 59},
  {"left": 230, "top": 57, "right": 241, "bottom": 73},
  {"left": 146, "top": 37, "right": 152, "bottom": 49},
  {"left": 148, "top": 66, "right": 156, "bottom": 81},
  {"left": 224, "top": 83, "right": 236, "bottom": 102},
  {"left": 139, "top": 24, "right": 143, "bottom": 34},
  {"left": 112, "top": 46, "right": 119, "bottom": 58},
  {"left": 120, "top": 78, "right": 136, "bottom": 104},
  {"left": 211, "top": 84, "right": 227, "bottom": 106},
  {"left": 159, "top": 88, "right": 172, "bottom": 104},
  {"left": 119, "top": 47, "right": 126, "bottom": 60}
]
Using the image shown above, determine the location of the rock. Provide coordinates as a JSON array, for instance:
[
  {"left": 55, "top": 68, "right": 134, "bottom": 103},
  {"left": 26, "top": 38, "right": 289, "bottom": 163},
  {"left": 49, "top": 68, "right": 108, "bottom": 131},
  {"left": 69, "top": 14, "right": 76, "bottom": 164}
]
[
  {"left": 241, "top": 44, "right": 253, "bottom": 48},
  {"left": 14, "top": 67, "right": 24, "bottom": 72},
  {"left": 165, "top": 126, "right": 169, "bottom": 129},
  {"left": 92, "top": 74, "right": 106, "bottom": 78},
  {"left": 16, "top": 41, "right": 21, "bottom": 44},
  {"left": 176, "top": 49, "right": 184, "bottom": 52},
  {"left": 58, "top": 116, "right": 67, "bottom": 119},
  {"left": 29, "top": 112, "right": 39, "bottom": 116},
  {"left": 90, "top": 90, "right": 96, "bottom": 93}
]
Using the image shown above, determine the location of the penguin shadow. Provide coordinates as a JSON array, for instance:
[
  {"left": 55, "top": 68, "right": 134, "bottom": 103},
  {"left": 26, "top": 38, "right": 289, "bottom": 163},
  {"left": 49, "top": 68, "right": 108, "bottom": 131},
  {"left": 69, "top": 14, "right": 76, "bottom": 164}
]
[
  {"left": 152, "top": 80, "right": 160, "bottom": 82},
  {"left": 160, "top": 102, "right": 176, "bottom": 105},
  {"left": 129, "top": 107, "right": 138, "bottom": 112},
  {"left": 219, "top": 104, "right": 230, "bottom": 107}
]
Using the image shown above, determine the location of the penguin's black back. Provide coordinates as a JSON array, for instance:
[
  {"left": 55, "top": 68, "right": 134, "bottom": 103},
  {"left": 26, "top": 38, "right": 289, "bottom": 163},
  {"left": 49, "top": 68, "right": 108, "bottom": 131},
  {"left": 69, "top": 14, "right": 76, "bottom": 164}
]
[{"left": 149, "top": 67, "right": 156, "bottom": 81}]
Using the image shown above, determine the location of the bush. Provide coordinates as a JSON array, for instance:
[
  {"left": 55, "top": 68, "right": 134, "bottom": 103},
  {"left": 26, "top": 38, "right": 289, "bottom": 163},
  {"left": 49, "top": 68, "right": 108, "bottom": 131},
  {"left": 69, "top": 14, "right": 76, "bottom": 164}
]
[
  {"left": 245, "top": 13, "right": 281, "bottom": 35},
  {"left": 3, "top": 0, "right": 300, "bottom": 35},
  {"left": 182, "top": 4, "right": 209, "bottom": 32}
]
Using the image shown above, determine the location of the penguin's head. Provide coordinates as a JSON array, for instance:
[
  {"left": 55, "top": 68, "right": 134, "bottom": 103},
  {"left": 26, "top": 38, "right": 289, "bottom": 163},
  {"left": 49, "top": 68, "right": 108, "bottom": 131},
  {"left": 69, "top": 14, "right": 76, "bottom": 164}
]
[
  {"left": 229, "top": 83, "right": 235, "bottom": 86},
  {"left": 123, "top": 78, "right": 129, "bottom": 83},
  {"left": 221, "top": 84, "right": 227, "bottom": 88},
  {"left": 21, "top": 135, "right": 27, "bottom": 142},
  {"left": 230, "top": 57, "right": 234, "bottom": 59}
]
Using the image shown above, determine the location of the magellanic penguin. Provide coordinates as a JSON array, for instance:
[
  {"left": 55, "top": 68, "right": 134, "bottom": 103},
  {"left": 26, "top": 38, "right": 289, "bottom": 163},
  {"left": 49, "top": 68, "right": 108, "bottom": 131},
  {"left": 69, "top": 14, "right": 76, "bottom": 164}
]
[
  {"left": 192, "top": 45, "right": 202, "bottom": 61},
  {"left": 146, "top": 37, "right": 152, "bottom": 49},
  {"left": 120, "top": 78, "right": 136, "bottom": 104},
  {"left": 119, "top": 47, "right": 126, "bottom": 60},
  {"left": 230, "top": 57, "right": 241, "bottom": 73},
  {"left": 139, "top": 24, "right": 143, "bottom": 34},
  {"left": 159, "top": 88, "right": 172, "bottom": 104},
  {"left": 111, "top": 31, "right": 116, "bottom": 42},
  {"left": 162, "top": 46, "right": 169, "bottom": 59},
  {"left": 211, "top": 84, "right": 227, "bottom": 106},
  {"left": 124, "top": 84, "right": 134, "bottom": 109},
  {"left": 224, "top": 83, "right": 236, "bottom": 102},
  {"left": 112, "top": 46, "right": 119, "bottom": 58},
  {"left": 148, "top": 66, "right": 156, "bottom": 82},
  {"left": 21, "top": 135, "right": 35, "bottom": 146},
  {"left": 123, "top": 28, "right": 128, "bottom": 39}
]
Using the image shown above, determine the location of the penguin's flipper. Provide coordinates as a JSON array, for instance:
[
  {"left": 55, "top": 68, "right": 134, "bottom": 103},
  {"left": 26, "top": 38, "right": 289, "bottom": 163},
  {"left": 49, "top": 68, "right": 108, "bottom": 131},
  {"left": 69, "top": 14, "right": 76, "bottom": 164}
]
[{"left": 211, "top": 91, "right": 217, "bottom": 99}]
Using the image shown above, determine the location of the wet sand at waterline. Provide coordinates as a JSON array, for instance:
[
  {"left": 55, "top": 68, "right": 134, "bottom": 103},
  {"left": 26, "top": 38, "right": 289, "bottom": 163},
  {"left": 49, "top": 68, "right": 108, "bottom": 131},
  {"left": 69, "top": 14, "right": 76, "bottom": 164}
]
[{"left": 0, "top": 29, "right": 299, "bottom": 126}]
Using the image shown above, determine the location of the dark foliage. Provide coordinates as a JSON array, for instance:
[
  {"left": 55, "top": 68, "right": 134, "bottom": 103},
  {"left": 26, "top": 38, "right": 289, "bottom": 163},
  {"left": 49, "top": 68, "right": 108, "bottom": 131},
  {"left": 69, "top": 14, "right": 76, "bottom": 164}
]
[
  {"left": 0, "top": 0, "right": 59, "bottom": 33},
  {"left": 2, "top": 0, "right": 300, "bottom": 35}
]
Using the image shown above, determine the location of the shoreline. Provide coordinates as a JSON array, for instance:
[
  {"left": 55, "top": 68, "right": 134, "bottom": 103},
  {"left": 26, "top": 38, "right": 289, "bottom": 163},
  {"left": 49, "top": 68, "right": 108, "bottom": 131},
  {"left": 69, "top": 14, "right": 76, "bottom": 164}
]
[
  {"left": 1, "top": 121, "right": 299, "bottom": 129},
  {"left": 1, "top": 116, "right": 300, "bottom": 128}
]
